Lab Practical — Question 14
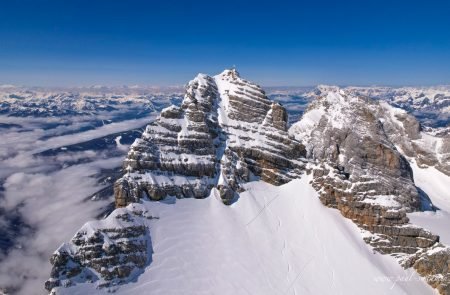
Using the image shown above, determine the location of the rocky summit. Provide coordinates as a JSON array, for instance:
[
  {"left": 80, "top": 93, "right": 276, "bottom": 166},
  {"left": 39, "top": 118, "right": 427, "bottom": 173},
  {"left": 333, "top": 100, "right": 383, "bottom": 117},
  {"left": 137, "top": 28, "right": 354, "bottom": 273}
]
[
  {"left": 46, "top": 71, "right": 449, "bottom": 295},
  {"left": 46, "top": 70, "right": 307, "bottom": 292},
  {"left": 115, "top": 69, "right": 306, "bottom": 206}
]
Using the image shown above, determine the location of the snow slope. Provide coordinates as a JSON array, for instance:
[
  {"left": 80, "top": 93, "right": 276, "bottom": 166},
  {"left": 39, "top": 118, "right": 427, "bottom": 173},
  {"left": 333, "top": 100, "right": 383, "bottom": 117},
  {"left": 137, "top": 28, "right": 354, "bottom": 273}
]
[
  {"left": 408, "top": 160, "right": 450, "bottom": 245},
  {"left": 56, "top": 176, "right": 433, "bottom": 295}
]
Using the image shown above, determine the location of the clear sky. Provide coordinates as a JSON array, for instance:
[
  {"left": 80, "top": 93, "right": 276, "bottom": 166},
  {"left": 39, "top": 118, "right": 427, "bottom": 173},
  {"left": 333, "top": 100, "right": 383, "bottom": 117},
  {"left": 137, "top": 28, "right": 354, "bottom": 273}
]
[{"left": 1, "top": 0, "right": 449, "bottom": 86}]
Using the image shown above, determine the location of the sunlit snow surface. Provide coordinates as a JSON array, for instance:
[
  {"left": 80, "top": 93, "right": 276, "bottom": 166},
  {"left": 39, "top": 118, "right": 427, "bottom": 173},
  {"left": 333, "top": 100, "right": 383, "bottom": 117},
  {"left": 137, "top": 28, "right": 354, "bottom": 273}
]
[
  {"left": 408, "top": 161, "right": 450, "bottom": 245},
  {"left": 57, "top": 177, "right": 433, "bottom": 295}
]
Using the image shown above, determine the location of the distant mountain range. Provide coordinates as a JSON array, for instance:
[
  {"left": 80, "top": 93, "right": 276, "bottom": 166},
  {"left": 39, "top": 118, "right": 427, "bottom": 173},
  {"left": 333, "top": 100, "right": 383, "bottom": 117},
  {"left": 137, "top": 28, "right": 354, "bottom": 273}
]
[{"left": 1, "top": 84, "right": 449, "bottom": 128}]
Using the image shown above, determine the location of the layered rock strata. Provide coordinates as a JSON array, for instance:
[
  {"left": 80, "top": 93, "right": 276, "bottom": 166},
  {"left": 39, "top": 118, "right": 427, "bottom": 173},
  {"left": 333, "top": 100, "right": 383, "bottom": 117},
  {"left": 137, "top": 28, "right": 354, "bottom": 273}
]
[
  {"left": 45, "top": 204, "right": 153, "bottom": 292},
  {"left": 307, "top": 86, "right": 450, "bottom": 176},
  {"left": 115, "top": 69, "right": 306, "bottom": 206}
]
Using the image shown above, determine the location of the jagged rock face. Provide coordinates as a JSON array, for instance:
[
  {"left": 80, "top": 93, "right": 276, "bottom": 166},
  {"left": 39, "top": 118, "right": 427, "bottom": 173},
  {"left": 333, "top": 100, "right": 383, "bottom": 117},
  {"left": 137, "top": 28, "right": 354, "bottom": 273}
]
[
  {"left": 46, "top": 204, "right": 155, "bottom": 292},
  {"left": 305, "top": 86, "right": 450, "bottom": 176},
  {"left": 290, "top": 89, "right": 450, "bottom": 294},
  {"left": 411, "top": 247, "right": 450, "bottom": 294},
  {"left": 115, "top": 74, "right": 220, "bottom": 206},
  {"left": 290, "top": 90, "right": 421, "bottom": 214},
  {"left": 115, "top": 69, "right": 306, "bottom": 206},
  {"left": 379, "top": 105, "right": 450, "bottom": 176}
]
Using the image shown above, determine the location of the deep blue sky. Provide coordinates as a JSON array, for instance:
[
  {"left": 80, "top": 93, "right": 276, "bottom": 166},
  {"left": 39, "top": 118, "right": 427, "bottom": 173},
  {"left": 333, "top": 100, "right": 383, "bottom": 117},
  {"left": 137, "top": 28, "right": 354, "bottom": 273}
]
[{"left": 1, "top": 0, "right": 449, "bottom": 86}]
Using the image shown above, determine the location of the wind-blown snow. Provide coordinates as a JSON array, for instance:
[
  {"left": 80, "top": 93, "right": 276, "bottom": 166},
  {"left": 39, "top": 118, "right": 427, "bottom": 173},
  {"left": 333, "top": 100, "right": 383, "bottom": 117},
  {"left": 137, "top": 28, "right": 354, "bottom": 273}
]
[{"left": 57, "top": 176, "right": 433, "bottom": 295}]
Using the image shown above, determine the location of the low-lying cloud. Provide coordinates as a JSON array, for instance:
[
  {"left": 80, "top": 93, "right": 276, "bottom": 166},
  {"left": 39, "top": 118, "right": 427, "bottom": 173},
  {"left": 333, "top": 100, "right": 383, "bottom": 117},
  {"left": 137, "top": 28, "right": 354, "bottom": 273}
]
[{"left": 0, "top": 113, "right": 153, "bottom": 294}]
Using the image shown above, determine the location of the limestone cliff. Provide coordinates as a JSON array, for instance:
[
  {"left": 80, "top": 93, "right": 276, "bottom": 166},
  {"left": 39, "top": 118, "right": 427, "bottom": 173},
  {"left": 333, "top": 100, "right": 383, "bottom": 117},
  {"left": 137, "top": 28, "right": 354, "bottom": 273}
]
[{"left": 290, "top": 89, "right": 449, "bottom": 294}]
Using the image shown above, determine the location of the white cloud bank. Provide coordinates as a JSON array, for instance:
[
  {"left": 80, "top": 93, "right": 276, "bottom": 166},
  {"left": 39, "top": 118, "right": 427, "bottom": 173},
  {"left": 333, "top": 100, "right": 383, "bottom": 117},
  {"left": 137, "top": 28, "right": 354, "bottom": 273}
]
[{"left": 0, "top": 113, "right": 155, "bottom": 294}]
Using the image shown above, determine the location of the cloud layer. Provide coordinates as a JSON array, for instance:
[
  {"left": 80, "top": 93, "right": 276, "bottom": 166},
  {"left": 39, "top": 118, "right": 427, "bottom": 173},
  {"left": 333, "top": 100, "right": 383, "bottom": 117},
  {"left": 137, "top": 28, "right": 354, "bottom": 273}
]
[{"left": 0, "top": 113, "right": 153, "bottom": 294}]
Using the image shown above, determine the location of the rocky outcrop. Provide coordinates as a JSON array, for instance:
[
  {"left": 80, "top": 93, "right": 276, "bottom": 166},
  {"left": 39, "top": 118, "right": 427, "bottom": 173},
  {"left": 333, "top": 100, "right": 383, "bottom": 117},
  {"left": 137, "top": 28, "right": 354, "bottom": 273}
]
[
  {"left": 115, "top": 74, "right": 220, "bottom": 206},
  {"left": 290, "top": 89, "right": 450, "bottom": 294},
  {"left": 45, "top": 203, "right": 154, "bottom": 292},
  {"left": 382, "top": 109, "right": 450, "bottom": 176},
  {"left": 410, "top": 247, "right": 450, "bottom": 294},
  {"left": 115, "top": 69, "right": 306, "bottom": 206},
  {"left": 306, "top": 86, "right": 450, "bottom": 176}
]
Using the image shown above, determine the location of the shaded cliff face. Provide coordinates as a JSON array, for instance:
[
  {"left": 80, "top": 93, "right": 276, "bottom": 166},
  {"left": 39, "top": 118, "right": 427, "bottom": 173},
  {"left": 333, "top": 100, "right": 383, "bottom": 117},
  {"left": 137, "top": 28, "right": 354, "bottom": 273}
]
[
  {"left": 115, "top": 69, "right": 306, "bottom": 206},
  {"left": 289, "top": 89, "right": 450, "bottom": 294},
  {"left": 380, "top": 107, "right": 450, "bottom": 177},
  {"left": 290, "top": 90, "right": 421, "bottom": 214},
  {"left": 305, "top": 86, "right": 450, "bottom": 177}
]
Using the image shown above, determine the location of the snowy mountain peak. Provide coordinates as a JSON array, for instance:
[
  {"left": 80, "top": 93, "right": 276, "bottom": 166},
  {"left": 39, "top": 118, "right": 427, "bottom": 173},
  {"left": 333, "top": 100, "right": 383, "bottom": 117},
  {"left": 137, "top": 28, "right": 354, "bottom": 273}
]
[
  {"left": 295, "top": 86, "right": 449, "bottom": 176},
  {"left": 45, "top": 70, "right": 308, "bottom": 292},
  {"left": 114, "top": 70, "right": 305, "bottom": 207},
  {"left": 216, "top": 68, "right": 241, "bottom": 80},
  {"left": 45, "top": 76, "right": 450, "bottom": 295}
]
